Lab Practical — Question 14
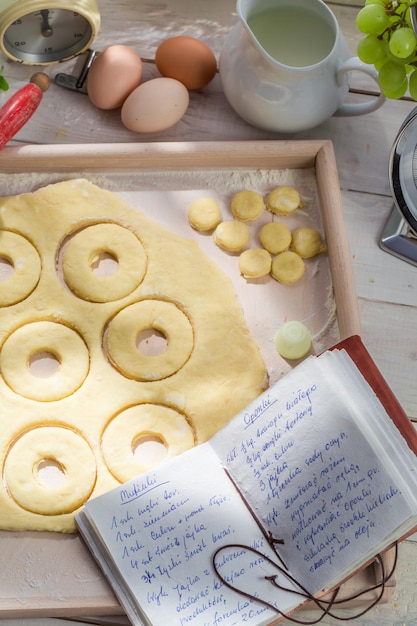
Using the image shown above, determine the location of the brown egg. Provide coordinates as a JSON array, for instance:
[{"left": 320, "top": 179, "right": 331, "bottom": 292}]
[
  {"left": 87, "top": 45, "right": 143, "bottom": 110},
  {"left": 155, "top": 36, "right": 217, "bottom": 90}
]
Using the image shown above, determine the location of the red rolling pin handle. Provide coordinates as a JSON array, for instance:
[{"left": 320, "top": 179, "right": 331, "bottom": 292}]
[{"left": 0, "top": 73, "right": 50, "bottom": 150}]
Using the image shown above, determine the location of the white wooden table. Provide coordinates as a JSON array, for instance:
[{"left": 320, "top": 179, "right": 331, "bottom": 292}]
[{"left": 1, "top": 1, "right": 417, "bottom": 625}]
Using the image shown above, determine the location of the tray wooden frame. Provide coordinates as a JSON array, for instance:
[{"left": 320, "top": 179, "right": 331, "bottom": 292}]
[{"left": 0, "top": 140, "right": 391, "bottom": 620}]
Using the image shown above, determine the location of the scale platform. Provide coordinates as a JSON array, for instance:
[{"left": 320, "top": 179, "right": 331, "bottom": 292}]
[{"left": 380, "top": 205, "right": 417, "bottom": 267}]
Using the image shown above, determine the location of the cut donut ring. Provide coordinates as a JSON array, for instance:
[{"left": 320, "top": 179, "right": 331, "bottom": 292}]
[
  {"left": 0, "top": 321, "right": 90, "bottom": 401},
  {"left": 105, "top": 299, "right": 194, "bottom": 381},
  {"left": 0, "top": 231, "right": 41, "bottom": 306},
  {"left": 62, "top": 223, "right": 147, "bottom": 302},
  {"left": 4, "top": 426, "right": 96, "bottom": 515},
  {"left": 101, "top": 404, "right": 195, "bottom": 482}
]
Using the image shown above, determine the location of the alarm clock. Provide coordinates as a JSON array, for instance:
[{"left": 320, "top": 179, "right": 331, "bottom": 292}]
[{"left": 0, "top": 0, "right": 100, "bottom": 65}]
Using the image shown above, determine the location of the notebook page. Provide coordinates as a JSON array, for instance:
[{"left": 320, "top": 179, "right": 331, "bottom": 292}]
[
  {"left": 79, "top": 443, "right": 301, "bottom": 626},
  {"left": 318, "top": 350, "right": 417, "bottom": 503},
  {"left": 211, "top": 350, "right": 417, "bottom": 593}
]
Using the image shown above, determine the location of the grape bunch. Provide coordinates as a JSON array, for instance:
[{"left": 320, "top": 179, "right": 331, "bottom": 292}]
[{"left": 356, "top": 0, "right": 417, "bottom": 99}]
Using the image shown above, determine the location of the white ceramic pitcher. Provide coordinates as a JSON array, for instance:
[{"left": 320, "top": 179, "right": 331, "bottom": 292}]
[{"left": 219, "top": 0, "right": 385, "bottom": 132}]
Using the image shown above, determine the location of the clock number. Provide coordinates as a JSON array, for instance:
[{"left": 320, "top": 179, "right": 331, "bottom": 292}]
[
  {"left": 74, "top": 33, "right": 83, "bottom": 38},
  {"left": 14, "top": 41, "right": 26, "bottom": 47},
  {"left": 44, "top": 47, "right": 53, "bottom": 53},
  {"left": 11, "top": 19, "right": 23, "bottom": 25}
]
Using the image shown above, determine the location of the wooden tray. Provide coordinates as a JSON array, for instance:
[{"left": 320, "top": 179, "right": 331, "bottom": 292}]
[
  {"left": 0, "top": 139, "right": 361, "bottom": 341},
  {"left": 0, "top": 140, "right": 378, "bottom": 619}
]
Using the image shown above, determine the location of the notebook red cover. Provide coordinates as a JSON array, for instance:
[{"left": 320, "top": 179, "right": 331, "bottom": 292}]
[{"left": 332, "top": 335, "right": 417, "bottom": 455}]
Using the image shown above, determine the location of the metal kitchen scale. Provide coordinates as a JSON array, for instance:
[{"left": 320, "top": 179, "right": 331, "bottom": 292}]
[
  {"left": 382, "top": 3, "right": 417, "bottom": 267},
  {"left": 0, "top": 0, "right": 100, "bottom": 64},
  {"left": 381, "top": 106, "right": 417, "bottom": 266}
]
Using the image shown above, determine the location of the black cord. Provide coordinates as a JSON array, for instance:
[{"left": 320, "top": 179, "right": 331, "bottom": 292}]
[{"left": 212, "top": 542, "right": 398, "bottom": 624}]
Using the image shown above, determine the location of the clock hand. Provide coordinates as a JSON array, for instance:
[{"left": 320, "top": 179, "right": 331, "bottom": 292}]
[{"left": 40, "top": 9, "right": 53, "bottom": 37}]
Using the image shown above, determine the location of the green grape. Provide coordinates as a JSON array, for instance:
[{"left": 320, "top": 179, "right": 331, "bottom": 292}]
[
  {"left": 356, "top": 5, "right": 390, "bottom": 35},
  {"left": 364, "top": 0, "right": 387, "bottom": 5},
  {"left": 389, "top": 27, "right": 417, "bottom": 58},
  {"left": 381, "top": 78, "right": 408, "bottom": 98},
  {"left": 378, "top": 60, "right": 407, "bottom": 91},
  {"left": 386, "top": 46, "right": 416, "bottom": 65},
  {"left": 409, "top": 69, "right": 417, "bottom": 99},
  {"left": 357, "top": 34, "right": 387, "bottom": 63},
  {"left": 375, "top": 57, "right": 389, "bottom": 70}
]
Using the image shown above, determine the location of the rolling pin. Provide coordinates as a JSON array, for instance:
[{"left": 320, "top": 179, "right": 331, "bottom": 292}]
[{"left": 0, "top": 73, "right": 50, "bottom": 150}]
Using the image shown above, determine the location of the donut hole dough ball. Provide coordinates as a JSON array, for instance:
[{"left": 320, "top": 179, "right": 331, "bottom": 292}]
[
  {"left": 259, "top": 222, "right": 292, "bottom": 254},
  {"left": 275, "top": 321, "right": 312, "bottom": 360},
  {"left": 213, "top": 220, "right": 250, "bottom": 252},
  {"left": 291, "top": 227, "right": 327, "bottom": 258},
  {"left": 101, "top": 404, "right": 196, "bottom": 482},
  {"left": 4, "top": 426, "right": 96, "bottom": 516},
  {"left": 0, "top": 321, "right": 90, "bottom": 401},
  {"left": 62, "top": 223, "right": 147, "bottom": 302},
  {"left": 0, "top": 231, "right": 41, "bottom": 306},
  {"left": 266, "top": 186, "right": 302, "bottom": 216},
  {"left": 271, "top": 250, "right": 305, "bottom": 284},
  {"left": 239, "top": 249, "right": 272, "bottom": 279},
  {"left": 230, "top": 190, "right": 265, "bottom": 221},
  {"left": 104, "top": 299, "right": 194, "bottom": 381},
  {"left": 188, "top": 197, "right": 222, "bottom": 232}
]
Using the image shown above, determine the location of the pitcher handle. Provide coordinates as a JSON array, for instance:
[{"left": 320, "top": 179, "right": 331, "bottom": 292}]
[{"left": 335, "top": 57, "right": 386, "bottom": 116}]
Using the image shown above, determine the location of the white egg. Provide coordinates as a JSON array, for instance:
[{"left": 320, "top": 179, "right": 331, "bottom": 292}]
[{"left": 121, "top": 77, "right": 189, "bottom": 133}]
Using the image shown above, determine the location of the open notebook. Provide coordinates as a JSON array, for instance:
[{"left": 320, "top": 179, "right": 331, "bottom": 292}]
[{"left": 76, "top": 336, "right": 417, "bottom": 626}]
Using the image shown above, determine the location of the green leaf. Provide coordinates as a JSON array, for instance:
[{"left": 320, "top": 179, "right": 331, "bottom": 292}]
[
  {"left": 0, "top": 66, "right": 9, "bottom": 91},
  {"left": 0, "top": 75, "right": 9, "bottom": 91}
]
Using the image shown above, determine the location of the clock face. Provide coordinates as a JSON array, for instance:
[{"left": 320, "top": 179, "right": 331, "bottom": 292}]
[{"left": 2, "top": 7, "right": 96, "bottom": 63}]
